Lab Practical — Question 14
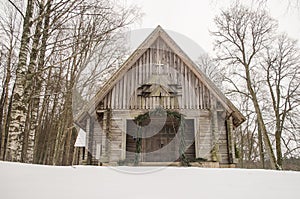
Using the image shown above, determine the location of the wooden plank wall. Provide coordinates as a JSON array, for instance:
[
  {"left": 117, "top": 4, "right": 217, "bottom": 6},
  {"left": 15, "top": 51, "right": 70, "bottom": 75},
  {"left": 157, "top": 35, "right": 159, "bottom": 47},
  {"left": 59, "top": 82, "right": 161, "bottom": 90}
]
[
  {"left": 84, "top": 115, "right": 104, "bottom": 164},
  {"left": 197, "top": 112, "right": 212, "bottom": 161},
  {"left": 218, "top": 112, "right": 229, "bottom": 163},
  {"left": 88, "top": 109, "right": 231, "bottom": 164},
  {"left": 98, "top": 37, "right": 212, "bottom": 111},
  {"left": 87, "top": 36, "right": 233, "bottom": 165}
]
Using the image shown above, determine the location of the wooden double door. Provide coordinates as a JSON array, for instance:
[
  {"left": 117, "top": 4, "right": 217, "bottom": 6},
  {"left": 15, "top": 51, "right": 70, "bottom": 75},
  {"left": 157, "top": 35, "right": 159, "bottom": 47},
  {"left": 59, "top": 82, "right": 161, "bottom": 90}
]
[{"left": 126, "top": 118, "right": 195, "bottom": 162}]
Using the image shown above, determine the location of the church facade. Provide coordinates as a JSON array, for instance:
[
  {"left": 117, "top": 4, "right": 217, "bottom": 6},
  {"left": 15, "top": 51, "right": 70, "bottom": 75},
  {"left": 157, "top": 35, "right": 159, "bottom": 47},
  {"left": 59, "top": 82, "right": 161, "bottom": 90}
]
[{"left": 74, "top": 26, "right": 245, "bottom": 167}]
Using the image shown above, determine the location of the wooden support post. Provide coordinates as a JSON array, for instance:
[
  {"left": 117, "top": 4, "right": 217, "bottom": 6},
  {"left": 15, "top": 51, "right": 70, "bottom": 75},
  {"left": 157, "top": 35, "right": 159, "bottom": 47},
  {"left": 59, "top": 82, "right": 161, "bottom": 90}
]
[
  {"left": 84, "top": 116, "right": 92, "bottom": 165},
  {"left": 195, "top": 118, "right": 200, "bottom": 159},
  {"left": 105, "top": 110, "right": 112, "bottom": 163},
  {"left": 100, "top": 111, "right": 109, "bottom": 163},
  {"left": 211, "top": 110, "right": 220, "bottom": 162},
  {"left": 211, "top": 97, "right": 220, "bottom": 162},
  {"left": 226, "top": 116, "right": 235, "bottom": 164}
]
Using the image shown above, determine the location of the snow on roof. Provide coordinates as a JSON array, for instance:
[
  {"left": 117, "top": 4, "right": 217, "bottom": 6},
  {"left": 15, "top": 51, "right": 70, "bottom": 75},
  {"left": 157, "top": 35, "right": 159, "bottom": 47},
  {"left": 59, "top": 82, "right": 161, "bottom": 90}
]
[
  {"left": 1, "top": 161, "right": 299, "bottom": 199},
  {"left": 74, "top": 128, "right": 86, "bottom": 147}
]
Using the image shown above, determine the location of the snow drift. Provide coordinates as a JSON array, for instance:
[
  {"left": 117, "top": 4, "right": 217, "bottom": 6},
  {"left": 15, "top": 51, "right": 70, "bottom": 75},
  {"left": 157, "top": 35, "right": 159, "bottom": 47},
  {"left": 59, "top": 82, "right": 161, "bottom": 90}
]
[{"left": 0, "top": 161, "right": 299, "bottom": 199}]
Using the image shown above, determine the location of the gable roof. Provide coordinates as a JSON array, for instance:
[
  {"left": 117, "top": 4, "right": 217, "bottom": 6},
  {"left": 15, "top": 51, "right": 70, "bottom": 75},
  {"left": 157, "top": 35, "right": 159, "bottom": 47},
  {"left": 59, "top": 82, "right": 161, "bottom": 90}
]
[{"left": 76, "top": 25, "right": 245, "bottom": 127}]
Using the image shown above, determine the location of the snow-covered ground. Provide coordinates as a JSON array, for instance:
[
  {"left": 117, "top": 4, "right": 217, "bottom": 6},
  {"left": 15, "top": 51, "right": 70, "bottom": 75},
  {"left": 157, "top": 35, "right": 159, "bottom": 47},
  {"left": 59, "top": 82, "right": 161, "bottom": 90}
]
[{"left": 1, "top": 161, "right": 299, "bottom": 199}]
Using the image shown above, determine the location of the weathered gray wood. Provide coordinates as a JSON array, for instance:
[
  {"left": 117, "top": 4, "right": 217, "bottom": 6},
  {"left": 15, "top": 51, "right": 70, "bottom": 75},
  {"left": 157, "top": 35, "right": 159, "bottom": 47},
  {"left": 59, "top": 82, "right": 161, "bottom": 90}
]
[
  {"left": 226, "top": 116, "right": 235, "bottom": 164},
  {"left": 77, "top": 27, "right": 245, "bottom": 167},
  {"left": 211, "top": 96, "right": 220, "bottom": 162},
  {"left": 123, "top": 69, "right": 127, "bottom": 109},
  {"left": 199, "top": 82, "right": 203, "bottom": 109},
  {"left": 195, "top": 78, "right": 199, "bottom": 109}
]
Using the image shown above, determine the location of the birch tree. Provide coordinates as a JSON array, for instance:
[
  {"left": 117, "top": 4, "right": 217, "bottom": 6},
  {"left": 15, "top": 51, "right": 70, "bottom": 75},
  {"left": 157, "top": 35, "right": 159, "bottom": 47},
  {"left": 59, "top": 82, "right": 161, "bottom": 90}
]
[
  {"left": 2, "top": 0, "right": 139, "bottom": 165},
  {"left": 5, "top": 0, "right": 34, "bottom": 162},
  {"left": 0, "top": 1, "right": 22, "bottom": 160}
]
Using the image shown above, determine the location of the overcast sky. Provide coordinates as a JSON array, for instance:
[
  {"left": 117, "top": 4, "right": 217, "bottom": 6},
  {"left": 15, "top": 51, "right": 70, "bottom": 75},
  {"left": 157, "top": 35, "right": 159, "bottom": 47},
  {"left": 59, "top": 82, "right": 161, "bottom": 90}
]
[{"left": 127, "top": 0, "right": 300, "bottom": 56}]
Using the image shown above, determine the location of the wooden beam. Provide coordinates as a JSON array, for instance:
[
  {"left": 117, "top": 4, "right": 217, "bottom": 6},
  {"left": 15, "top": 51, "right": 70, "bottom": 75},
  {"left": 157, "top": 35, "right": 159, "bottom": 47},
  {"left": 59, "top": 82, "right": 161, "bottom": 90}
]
[
  {"left": 226, "top": 116, "right": 235, "bottom": 164},
  {"left": 210, "top": 98, "right": 220, "bottom": 162}
]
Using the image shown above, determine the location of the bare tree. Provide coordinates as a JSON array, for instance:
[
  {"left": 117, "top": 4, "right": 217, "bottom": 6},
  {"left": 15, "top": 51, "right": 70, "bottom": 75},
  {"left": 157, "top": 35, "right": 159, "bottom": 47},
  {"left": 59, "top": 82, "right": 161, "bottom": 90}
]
[
  {"left": 262, "top": 34, "right": 300, "bottom": 166},
  {"left": 1, "top": 0, "right": 140, "bottom": 165},
  {"left": 254, "top": 0, "right": 300, "bottom": 10},
  {"left": 5, "top": 0, "right": 34, "bottom": 162},
  {"left": 213, "top": 2, "right": 300, "bottom": 169},
  {"left": 196, "top": 54, "right": 225, "bottom": 88},
  {"left": 0, "top": 1, "right": 22, "bottom": 160},
  {"left": 212, "top": 3, "right": 280, "bottom": 169}
]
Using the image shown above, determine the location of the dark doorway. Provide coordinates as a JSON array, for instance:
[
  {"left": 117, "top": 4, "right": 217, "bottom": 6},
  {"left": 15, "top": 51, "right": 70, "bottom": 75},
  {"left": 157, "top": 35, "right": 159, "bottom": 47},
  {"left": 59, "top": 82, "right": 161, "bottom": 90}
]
[{"left": 126, "top": 118, "right": 195, "bottom": 162}]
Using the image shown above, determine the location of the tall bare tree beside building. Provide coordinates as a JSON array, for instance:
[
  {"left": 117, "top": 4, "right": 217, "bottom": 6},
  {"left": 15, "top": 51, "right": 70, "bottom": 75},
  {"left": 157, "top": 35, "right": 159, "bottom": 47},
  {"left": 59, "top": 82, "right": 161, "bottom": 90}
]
[
  {"left": 262, "top": 34, "right": 300, "bottom": 166},
  {"left": 212, "top": 3, "right": 300, "bottom": 169}
]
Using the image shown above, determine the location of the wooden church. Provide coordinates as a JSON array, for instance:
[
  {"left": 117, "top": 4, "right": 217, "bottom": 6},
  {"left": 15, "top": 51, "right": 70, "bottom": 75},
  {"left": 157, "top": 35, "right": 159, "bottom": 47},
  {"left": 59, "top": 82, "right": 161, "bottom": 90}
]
[{"left": 74, "top": 26, "right": 245, "bottom": 167}]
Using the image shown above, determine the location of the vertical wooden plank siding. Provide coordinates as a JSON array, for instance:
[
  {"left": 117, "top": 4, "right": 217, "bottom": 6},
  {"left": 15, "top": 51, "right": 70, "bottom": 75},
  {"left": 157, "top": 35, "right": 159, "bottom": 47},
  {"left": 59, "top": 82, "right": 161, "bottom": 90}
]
[
  {"left": 95, "top": 38, "right": 216, "bottom": 111},
  {"left": 77, "top": 31, "right": 244, "bottom": 167}
]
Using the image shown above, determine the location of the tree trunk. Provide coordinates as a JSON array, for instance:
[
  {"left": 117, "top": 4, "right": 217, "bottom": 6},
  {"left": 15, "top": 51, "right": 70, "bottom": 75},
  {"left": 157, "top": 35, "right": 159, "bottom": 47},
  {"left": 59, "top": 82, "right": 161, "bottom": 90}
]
[
  {"left": 6, "top": 0, "right": 34, "bottom": 162},
  {"left": 257, "top": 119, "right": 265, "bottom": 169},
  {"left": 0, "top": 48, "right": 12, "bottom": 160},
  {"left": 275, "top": 129, "right": 282, "bottom": 167},
  {"left": 22, "top": 0, "right": 45, "bottom": 163},
  {"left": 245, "top": 67, "right": 279, "bottom": 169},
  {"left": 238, "top": 126, "right": 244, "bottom": 168}
]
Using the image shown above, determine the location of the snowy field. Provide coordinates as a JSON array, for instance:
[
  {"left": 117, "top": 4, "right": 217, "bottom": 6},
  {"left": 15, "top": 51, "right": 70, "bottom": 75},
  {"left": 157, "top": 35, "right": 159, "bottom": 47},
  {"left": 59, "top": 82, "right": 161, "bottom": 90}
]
[{"left": 1, "top": 161, "right": 300, "bottom": 199}]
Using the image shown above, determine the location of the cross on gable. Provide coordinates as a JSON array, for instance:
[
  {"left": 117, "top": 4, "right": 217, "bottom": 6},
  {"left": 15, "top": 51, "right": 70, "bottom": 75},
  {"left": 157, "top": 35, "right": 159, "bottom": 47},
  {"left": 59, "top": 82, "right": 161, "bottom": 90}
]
[{"left": 155, "top": 61, "right": 164, "bottom": 74}]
